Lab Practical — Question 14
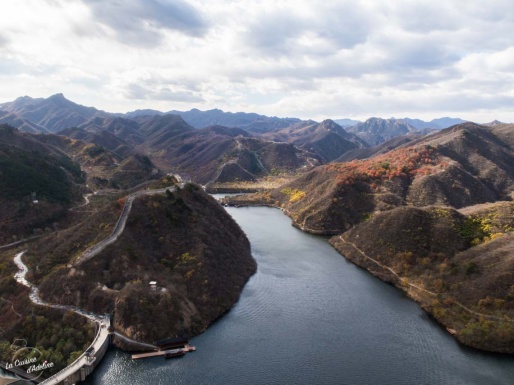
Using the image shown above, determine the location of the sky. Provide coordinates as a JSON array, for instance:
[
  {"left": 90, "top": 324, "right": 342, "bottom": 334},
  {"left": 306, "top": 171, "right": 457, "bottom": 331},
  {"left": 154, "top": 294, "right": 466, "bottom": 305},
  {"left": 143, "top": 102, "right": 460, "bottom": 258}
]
[{"left": 1, "top": 0, "right": 514, "bottom": 123}]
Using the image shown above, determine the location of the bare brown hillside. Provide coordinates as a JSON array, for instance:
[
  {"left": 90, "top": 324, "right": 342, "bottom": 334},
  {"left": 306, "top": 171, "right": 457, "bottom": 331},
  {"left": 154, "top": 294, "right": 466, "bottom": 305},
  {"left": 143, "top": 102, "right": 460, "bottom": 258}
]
[
  {"left": 329, "top": 203, "right": 514, "bottom": 353},
  {"left": 36, "top": 184, "right": 256, "bottom": 343}
]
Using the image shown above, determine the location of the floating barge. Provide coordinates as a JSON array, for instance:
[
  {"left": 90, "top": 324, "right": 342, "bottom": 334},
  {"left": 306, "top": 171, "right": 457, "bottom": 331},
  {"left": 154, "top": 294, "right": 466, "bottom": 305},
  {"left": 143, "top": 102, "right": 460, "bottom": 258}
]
[
  {"left": 131, "top": 343, "right": 196, "bottom": 360},
  {"left": 165, "top": 350, "right": 186, "bottom": 359}
]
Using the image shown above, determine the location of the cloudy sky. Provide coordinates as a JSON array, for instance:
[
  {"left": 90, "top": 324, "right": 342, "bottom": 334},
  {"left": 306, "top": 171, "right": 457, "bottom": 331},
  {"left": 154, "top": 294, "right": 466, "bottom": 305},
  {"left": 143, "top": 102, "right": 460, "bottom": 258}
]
[{"left": 1, "top": 0, "right": 514, "bottom": 122}]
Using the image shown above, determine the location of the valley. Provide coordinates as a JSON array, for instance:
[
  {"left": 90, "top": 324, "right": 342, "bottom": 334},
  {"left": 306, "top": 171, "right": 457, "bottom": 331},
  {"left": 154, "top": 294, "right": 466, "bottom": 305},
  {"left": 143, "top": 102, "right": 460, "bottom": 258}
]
[
  {"left": 224, "top": 122, "right": 514, "bottom": 353},
  {"left": 0, "top": 94, "right": 513, "bottom": 383}
]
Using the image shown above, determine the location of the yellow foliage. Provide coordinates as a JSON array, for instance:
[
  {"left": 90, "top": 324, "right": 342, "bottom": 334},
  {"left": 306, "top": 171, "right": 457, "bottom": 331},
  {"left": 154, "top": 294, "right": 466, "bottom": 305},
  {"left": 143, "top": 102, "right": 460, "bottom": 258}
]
[
  {"left": 281, "top": 188, "right": 306, "bottom": 202},
  {"left": 180, "top": 252, "right": 196, "bottom": 264},
  {"left": 185, "top": 270, "right": 195, "bottom": 279},
  {"left": 290, "top": 190, "right": 306, "bottom": 203}
]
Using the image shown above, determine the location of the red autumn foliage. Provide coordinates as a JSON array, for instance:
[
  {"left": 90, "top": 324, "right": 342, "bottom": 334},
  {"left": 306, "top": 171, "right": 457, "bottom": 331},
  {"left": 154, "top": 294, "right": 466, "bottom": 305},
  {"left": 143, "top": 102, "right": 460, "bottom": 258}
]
[
  {"left": 117, "top": 197, "right": 127, "bottom": 210},
  {"left": 325, "top": 145, "right": 445, "bottom": 188}
]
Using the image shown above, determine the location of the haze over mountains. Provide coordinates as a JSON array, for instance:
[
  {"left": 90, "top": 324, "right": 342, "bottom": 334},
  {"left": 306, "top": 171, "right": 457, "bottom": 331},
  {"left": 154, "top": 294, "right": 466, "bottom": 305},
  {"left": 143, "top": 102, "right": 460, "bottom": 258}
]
[
  {"left": 1, "top": 91, "right": 514, "bottom": 355},
  {"left": 0, "top": 93, "right": 484, "bottom": 188},
  {"left": 1, "top": 94, "right": 467, "bottom": 136}
]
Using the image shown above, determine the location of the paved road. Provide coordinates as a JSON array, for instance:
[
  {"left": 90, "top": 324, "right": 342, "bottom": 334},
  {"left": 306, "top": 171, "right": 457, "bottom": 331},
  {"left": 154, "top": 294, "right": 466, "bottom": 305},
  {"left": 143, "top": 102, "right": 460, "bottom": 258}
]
[
  {"left": 0, "top": 235, "right": 44, "bottom": 250},
  {"left": 13, "top": 251, "right": 111, "bottom": 384},
  {"left": 74, "top": 186, "right": 176, "bottom": 266},
  {"left": 8, "top": 184, "right": 179, "bottom": 383}
]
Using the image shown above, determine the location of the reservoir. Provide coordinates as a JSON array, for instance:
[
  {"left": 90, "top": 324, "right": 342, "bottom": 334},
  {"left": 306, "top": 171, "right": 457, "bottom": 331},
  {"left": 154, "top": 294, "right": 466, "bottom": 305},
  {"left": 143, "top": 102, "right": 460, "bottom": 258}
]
[{"left": 85, "top": 205, "right": 514, "bottom": 385}]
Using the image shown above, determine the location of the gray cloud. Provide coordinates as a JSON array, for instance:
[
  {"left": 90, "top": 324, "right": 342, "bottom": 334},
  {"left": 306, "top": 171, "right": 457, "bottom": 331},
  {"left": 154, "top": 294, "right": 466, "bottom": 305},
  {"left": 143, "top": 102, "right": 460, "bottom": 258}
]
[
  {"left": 126, "top": 83, "right": 204, "bottom": 103},
  {"left": 381, "top": 38, "right": 461, "bottom": 72},
  {"left": 381, "top": 1, "right": 461, "bottom": 34},
  {"left": 3, "top": 0, "right": 514, "bottom": 122},
  {"left": 0, "top": 34, "right": 8, "bottom": 47},
  {"left": 394, "top": 93, "right": 514, "bottom": 115},
  {"left": 243, "top": 3, "right": 371, "bottom": 58},
  {"left": 82, "top": 0, "right": 208, "bottom": 47}
]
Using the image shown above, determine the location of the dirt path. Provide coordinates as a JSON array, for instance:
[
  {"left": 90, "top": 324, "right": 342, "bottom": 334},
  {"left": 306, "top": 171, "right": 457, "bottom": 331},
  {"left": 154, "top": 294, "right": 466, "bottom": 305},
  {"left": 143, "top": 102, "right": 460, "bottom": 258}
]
[{"left": 337, "top": 235, "right": 513, "bottom": 323}]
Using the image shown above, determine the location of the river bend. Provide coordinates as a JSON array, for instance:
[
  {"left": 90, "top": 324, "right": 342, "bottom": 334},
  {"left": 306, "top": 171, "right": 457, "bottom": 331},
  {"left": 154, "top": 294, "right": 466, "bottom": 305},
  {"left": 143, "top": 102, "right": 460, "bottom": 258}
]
[{"left": 85, "top": 205, "right": 514, "bottom": 385}]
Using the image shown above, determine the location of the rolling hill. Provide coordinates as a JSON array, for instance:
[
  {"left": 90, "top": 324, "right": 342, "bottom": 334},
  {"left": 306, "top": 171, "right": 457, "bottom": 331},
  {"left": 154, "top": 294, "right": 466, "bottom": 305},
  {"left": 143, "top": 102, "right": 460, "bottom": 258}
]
[
  {"left": 33, "top": 184, "right": 257, "bottom": 343},
  {"left": 0, "top": 124, "right": 85, "bottom": 243},
  {"left": 0, "top": 94, "right": 109, "bottom": 133},
  {"left": 261, "top": 119, "right": 367, "bottom": 162},
  {"left": 226, "top": 123, "right": 514, "bottom": 233},
  {"left": 224, "top": 121, "right": 514, "bottom": 352}
]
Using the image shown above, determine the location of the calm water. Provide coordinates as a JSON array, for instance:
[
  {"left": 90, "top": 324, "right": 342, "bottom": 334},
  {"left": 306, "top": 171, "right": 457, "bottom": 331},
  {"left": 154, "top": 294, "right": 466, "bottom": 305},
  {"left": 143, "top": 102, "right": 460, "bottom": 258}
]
[{"left": 85, "top": 205, "right": 514, "bottom": 385}]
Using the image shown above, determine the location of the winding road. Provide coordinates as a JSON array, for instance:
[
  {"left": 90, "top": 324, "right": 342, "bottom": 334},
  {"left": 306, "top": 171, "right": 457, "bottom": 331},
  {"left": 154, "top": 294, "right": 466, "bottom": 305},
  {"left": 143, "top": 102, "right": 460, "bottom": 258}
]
[
  {"left": 8, "top": 184, "right": 174, "bottom": 383},
  {"left": 13, "top": 251, "right": 111, "bottom": 384},
  {"left": 74, "top": 186, "right": 176, "bottom": 266}
]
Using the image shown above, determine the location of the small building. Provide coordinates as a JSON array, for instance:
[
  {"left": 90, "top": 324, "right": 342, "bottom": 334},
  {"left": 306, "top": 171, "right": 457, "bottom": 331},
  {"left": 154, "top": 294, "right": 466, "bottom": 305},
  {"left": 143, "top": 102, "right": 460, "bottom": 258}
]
[{"left": 149, "top": 281, "right": 157, "bottom": 291}]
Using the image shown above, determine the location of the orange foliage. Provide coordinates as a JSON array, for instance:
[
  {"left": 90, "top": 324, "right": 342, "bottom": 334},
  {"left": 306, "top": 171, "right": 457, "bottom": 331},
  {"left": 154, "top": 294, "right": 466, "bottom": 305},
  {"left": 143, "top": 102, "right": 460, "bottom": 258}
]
[
  {"left": 117, "top": 197, "right": 127, "bottom": 209},
  {"left": 326, "top": 146, "right": 445, "bottom": 188}
]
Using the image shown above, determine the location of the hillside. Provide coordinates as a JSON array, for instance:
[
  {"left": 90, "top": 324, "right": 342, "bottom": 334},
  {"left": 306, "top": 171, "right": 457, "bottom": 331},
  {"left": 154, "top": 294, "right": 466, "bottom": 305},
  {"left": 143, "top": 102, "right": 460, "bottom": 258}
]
[
  {"left": 58, "top": 126, "right": 136, "bottom": 158},
  {"left": 35, "top": 131, "right": 162, "bottom": 190},
  {"left": 335, "top": 133, "right": 424, "bottom": 162},
  {"left": 225, "top": 123, "right": 514, "bottom": 234},
  {"left": 261, "top": 119, "right": 367, "bottom": 161},
  {"left": 402, "top": 117, "right": 467, "bottom": 130},
  {"left": 34, "top": 184, "right": 256, "bottom": 343},
  {"left": 166, "top": 108, "right": 302, "bottom": 133},
  {"left": 0, "top": 273, "right": 96, "bottom": 377},
  {"left": 329, "top": 203, "right": 514, "bottom": 353},
  {"left": 31, "top": 112, "right": 321, "bottom": 186},
  {"left": 224, "top": 122, "right": 514, "bottom": 352},
  {"left": 0, "top": 125, "right": 85, "bottom": 243},
  {"left": 0, "top": 94, "right": 108, "bottom": 133},
  {"left": 142, "top": 124, "right": 322, "bottom": 185},
  {"left": 489, "top": 123, "right": 514, "bottom": 148},
  {"left": 0, "top": 110, "right": 48, "bottom": 133}
]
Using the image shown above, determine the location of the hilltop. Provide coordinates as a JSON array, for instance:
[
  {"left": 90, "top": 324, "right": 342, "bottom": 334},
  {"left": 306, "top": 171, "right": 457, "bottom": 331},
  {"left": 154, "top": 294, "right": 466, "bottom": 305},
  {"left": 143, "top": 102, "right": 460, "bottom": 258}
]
[
  {"left": 28, "top": 184, "right": 257, "bottom": 343},
  {"left": 226, "top": 123, "right": 514, "bottom": 234},
  {"left": 0, "top": 94, "right": 109, "bottom": 133},
  {"left": 346, "top": 117, "right": 419, "bottom": 146}
]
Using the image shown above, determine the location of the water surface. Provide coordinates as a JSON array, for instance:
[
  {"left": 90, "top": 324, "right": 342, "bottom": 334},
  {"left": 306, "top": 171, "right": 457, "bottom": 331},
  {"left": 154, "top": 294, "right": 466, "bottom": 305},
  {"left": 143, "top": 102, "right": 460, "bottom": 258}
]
[{"left": 86, "top": 206, "right": 514, "bottom": 385}]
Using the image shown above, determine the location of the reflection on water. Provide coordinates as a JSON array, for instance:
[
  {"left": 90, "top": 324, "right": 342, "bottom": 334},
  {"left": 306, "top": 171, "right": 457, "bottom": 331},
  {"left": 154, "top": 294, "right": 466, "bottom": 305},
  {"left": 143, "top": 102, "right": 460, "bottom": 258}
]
[{"left": 86, "top": 206, "right": 514, "bottom": 385}]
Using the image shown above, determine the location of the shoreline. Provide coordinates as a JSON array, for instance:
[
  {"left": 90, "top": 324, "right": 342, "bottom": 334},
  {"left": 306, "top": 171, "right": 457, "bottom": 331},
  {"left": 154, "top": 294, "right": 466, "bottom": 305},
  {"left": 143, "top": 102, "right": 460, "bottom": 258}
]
[{"left": 221, "top": 198, "right": 514, "bottom": 355}]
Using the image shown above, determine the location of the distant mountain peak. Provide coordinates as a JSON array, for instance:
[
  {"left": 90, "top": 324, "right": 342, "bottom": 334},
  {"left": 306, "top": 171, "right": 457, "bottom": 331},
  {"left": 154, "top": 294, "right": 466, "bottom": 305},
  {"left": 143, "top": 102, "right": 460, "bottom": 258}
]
[
  {"left": 15, "top": 95, "right": 34, "bottom": 101},
  {"left": 49, "top": 92, "right": 65, "bottom": 99},
  {"left": 484, "top": 120, "right": 504, "bottom": 126},
  {"left": 47, "top": 93, "right": 72, "bottom": 106},
  {"left": 320, "top": 118, "right": 339, "bottom": 126},
  {"left": 347, "top": 117, "right": 418, "bottom": 146}
]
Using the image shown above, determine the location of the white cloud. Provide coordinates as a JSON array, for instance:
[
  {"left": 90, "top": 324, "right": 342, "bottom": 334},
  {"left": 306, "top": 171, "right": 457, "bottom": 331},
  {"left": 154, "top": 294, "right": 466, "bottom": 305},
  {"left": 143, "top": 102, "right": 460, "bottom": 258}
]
[{"left": 0, "top": 0, "right": 514, "bottom": 122}]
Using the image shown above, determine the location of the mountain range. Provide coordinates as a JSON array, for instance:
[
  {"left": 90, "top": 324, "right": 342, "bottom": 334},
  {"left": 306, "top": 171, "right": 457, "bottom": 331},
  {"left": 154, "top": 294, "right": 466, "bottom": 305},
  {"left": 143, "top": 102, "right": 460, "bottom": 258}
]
[
  {"left": 1, "top": 92, "right": 513, "bottom": 355},
  {"left": 0, "top": 93, "right": 483, "bottom": 187},
  {"left": 1, "top": 93, "right": 467, "bottom": 137},
  {"left": 224, "top": 121, "right": 514, "bottom": 353}
]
